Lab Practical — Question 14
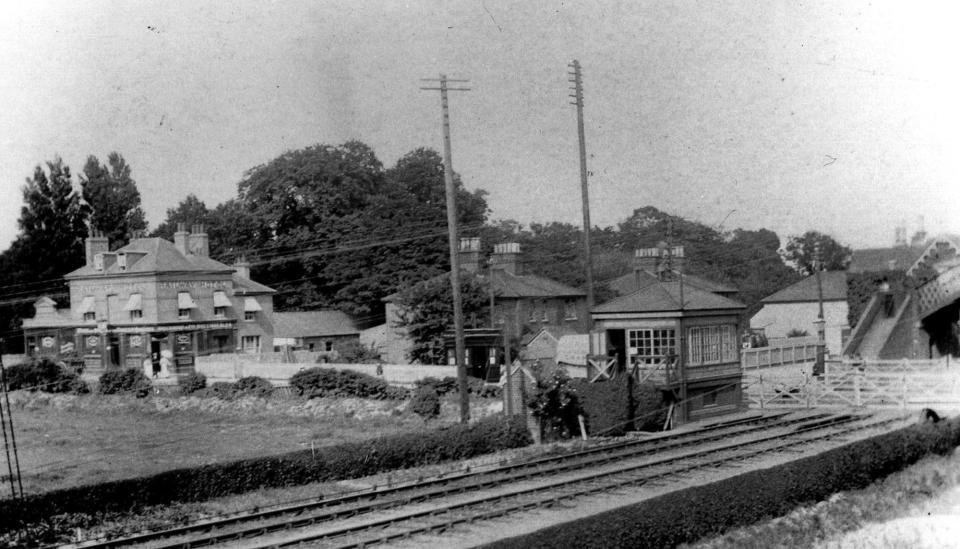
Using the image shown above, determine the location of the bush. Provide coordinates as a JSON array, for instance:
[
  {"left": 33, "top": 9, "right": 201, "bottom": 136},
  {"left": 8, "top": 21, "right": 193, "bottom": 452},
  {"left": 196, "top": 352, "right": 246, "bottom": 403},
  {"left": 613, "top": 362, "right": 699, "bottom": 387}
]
[
  {"left": 98, "top": 369, "right": 151, "bottom": 397},
  {"left": 2, "top": 414, "right": 532, "bottom": 529},
  {"left": 180, "top": 373, "right": 207, "bottom": 395},
  {"left": 526, "top": 366, "right": 581, "bottom": 440},
  {"left": 206, "top": 381, "right": 236, "bottom": 400},
  {"left": 290, "top": 367, "right": 404, "bottom": 400},
  {"left": 409, "top": 386, "right": 441, "bottom": 419},
  {"left": 337, "top": 341, "right": 382, "bottom": 364},
  {"left": 233, "top": 376, "right": 274, "bottom": 398},
  {"left": 415, "top": 376, "right": 459, "bottom": 395},
  {"left": 484, "top": 418, "right": 960, "bottom": 549},
  {"left": 415, "top": 376, "right": 500, "bottom": 398},
  {"left": 4, "top": 358, "right": 86, "bottom": 394},
  {"left": 570, "top": 378, "right": 667, "bottom": 436}
]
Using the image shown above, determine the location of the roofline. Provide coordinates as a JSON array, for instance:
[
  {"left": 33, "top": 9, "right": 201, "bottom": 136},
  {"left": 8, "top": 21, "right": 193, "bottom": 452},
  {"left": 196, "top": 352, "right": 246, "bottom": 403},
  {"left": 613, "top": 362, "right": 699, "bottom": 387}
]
[
  {"left": 65, "top": 269, "right": 234, "bottom": 280},
  {"left": 760, "top": 297, "right": 847, "bottom": 304}
]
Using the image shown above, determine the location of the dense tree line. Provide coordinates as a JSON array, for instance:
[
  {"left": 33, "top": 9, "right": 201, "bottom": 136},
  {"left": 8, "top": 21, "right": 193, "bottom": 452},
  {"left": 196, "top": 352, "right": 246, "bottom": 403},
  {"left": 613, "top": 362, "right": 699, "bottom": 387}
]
[{"left": 0, "top": 140, "right": 850, "bottom": 354}]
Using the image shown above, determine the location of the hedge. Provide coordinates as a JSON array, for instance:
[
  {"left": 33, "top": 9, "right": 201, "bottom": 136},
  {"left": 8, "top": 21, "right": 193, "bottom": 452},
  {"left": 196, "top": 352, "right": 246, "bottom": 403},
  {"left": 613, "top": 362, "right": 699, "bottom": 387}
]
[
  {"left": 570, "top": 378, "right": 667, "bottom": 436},
  {"left": 0, "top": 414, "right": 531, "bottom": 531},
  {"left": 290, "top": 367, "right": 406, "bottom": 400},
  {"left": 482, "top": 417, "right": 960, "bottom": 549},
  {"left": 4, "top": 358, "right": 88, "bottom": 394}
]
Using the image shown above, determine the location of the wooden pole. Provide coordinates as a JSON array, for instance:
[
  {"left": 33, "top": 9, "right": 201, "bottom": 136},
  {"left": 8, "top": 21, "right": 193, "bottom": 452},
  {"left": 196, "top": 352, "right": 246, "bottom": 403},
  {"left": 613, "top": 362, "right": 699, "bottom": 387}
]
[{"left": 569, "top": 60, "right": 595, "bottom": 351}]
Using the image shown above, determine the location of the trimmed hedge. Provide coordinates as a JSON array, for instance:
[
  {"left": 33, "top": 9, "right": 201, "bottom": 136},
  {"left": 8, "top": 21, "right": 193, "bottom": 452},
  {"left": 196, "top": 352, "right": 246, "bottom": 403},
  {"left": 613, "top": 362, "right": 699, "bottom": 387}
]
[
  {"left": 0, "top": 414, "right": 531, "bottom": 531},
  {"left": 290, "top": 367, "right": 405, "bottom": 400},
  {"left": 482, "top": 417, "right": 960, "bottom": 549}
]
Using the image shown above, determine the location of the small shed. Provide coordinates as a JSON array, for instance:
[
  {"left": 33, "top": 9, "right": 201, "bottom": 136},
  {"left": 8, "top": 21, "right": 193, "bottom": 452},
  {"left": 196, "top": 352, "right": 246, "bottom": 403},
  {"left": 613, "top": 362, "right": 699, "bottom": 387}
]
[{"left": 272, "top": 310, "right": 359, "bottom": 355}]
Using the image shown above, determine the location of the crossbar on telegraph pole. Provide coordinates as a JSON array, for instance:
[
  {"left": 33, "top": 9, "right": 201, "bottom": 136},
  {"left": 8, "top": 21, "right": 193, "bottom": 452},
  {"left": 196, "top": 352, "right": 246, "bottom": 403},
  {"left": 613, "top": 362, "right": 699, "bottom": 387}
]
[{"left": 420, "top": 74, "right": 471, "bottom": 423}]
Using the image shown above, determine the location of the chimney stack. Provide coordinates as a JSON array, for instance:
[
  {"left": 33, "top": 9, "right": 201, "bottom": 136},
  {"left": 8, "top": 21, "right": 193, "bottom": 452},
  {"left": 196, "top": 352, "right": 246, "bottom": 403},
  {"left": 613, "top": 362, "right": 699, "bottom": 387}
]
[
  {"left": 234, "top": 257, "right": 251, "bottom": 280},
  {"left": 635, "top": 248, "right": 661, "bottom": 274},
  {"left": 85, "top": 230, "right": 109, "bottom": 267},
  {"left": 188, "top": 224, "right": 210, "bottom": 257},
  {"left": 491, "top": 242, "right": 521, "bottom": 275},
  {"left": 459, "top": 237, "right": 481, "bottom": 273},
  {"left": 174, "top": 223, "right": 189, "bottom": 255}
]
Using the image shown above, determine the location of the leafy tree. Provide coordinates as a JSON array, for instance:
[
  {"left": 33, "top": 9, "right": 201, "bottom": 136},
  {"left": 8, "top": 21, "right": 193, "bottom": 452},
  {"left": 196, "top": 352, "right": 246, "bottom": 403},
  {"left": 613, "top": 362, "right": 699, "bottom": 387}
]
[
  {"left": 80, "top": 152, "right": 147, "bottom": 248},
  {"left": 392, "top": 272, "right": 490, "bottom": 364},
  {"left": 782, "top": 231, "right": 852, "bottom": 275},
  {"left": 721, "top": 228, "right": 800, "bottom": 317},
  {"left": 152, "top": 194, "right": 211, "bottom": 241}
]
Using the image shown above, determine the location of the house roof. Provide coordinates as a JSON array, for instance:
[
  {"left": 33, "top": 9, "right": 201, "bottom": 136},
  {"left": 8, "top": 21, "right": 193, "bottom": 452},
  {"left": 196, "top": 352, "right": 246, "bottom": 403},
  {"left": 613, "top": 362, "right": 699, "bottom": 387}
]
[
  {"left": 66, "top": 238, "right": 233, "bottom": 278},
  {"left": 848, "top": 247, "right": 924, "bottom": 274},
  {"left": 593, "top": 280, "right": 745, "bottom": 314},
  {"left": 273, "top": 310, "right": 359, "bottom": 338},
  {"left": 386, "top": 269, "right": 585, "bottom": 302},
  {"left": 607, "top": 269, "right": 737, "bottom": 296},
  {"left": 760, "top": 271, "right": 847, "bottom": 303}
]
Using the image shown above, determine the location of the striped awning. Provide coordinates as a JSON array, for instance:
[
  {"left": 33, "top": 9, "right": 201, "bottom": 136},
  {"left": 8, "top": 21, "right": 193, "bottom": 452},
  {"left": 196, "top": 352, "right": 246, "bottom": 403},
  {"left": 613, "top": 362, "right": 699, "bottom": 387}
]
[
  {"left": 78, "top": 296, "right": 96, "bottom": 314},
  {"left": 213, "top": 290, "right": 232, "bottom": 308},
  {"left": 177, "top": 292, "right": 197, "bottom": 309},
  {"left": 122, "top": 293, "right": 142, "bottom": 311},
  {"left": 243, "top": 297, "right": 262, "bottom": 312}
]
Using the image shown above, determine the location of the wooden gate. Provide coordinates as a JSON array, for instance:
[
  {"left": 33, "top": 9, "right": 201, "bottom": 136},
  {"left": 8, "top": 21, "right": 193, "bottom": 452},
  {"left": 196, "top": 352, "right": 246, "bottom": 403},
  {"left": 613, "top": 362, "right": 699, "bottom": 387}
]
[{"left": 744, "top": 358, "right": 960, "bottom": 410}]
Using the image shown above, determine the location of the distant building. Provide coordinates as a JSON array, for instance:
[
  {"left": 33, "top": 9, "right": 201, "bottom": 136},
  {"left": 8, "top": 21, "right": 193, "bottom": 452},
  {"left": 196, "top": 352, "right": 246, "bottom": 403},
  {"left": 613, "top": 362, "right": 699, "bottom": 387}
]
[
  {"left": 607, "top": 248, "right": 737, "bottom": 299},
  {"left": 848, "top": 235, "right": 960, "bottom": 277},
  {"left": 22, "top": 225, "right": 275, "bottom": 377},
  {"left": 272, "top": 310, "right": 359, "bottom": 354},
  {"left": 749, "top": 271, "right": 848, "bottom": 356}
]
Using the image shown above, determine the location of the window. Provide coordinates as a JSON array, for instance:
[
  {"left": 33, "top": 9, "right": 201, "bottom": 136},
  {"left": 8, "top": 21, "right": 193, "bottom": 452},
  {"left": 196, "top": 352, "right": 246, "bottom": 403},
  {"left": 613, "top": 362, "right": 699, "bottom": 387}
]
[
  {"left": 177, "top": 292, "right": 196, "bottom": 320},
  {"left": 627, "top": 329, "right": 676, "bottom": 366},
  {"left": 687, "top": 325, "right": 737, "bottom": 365},
  {"left": 123, "top": 293, "right": 142, "bottom": 321},
  {"left": 129, "top": 310, "right": 143, "bottom": 320},
  {"left": 324, "top": 341, "right": 333, "bottom": 352},
  {"left": 93, "top": 253, "right": 104, "bottom": 271},
  {"left": 241, "top": 335, "right": 260, "bottom": 354},
  {"left": 213, "top": 291, "right": 231, "bottom": 318},
  {"left": 527, "top": 303, "right": 537, "bottom": 322},
  {"left": 564, "top": 300, "right": 578, "bottom": 320},
  {"left": 214, "top": 306, "right": 227, "bottom": 318},
  {"left": 83, "top": 312, "right": 96, "bottom": 322},
  {"left": 178, "top": 309, "right": 191, "bottom": 319},
  {"left": 244, "top": 311, "right": 256, "bottom": 321},
  {"left": 541, "top": 302, "right": 549, "bottom": 322}
]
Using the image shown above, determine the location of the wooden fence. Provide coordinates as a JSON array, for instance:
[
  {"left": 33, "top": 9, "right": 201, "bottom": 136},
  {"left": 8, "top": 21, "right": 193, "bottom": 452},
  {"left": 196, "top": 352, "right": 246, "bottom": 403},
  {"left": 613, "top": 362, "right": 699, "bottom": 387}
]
[{"left": 743, "top": 358, "right": 960, "bottom": 410}]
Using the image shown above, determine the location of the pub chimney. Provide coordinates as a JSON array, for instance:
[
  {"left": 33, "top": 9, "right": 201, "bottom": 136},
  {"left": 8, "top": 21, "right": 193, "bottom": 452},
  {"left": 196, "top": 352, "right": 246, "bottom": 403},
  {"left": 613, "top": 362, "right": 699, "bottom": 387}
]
[
  {"left": 84, "top": 230, "right": 109, "bottom": 267},
  {"left": 234, "top": 257, "right": 251, "bottom": 280},
  {"left": 188, "top": 224, "right": 210, "bottom": 257},
  {"left": 174, "top": 223, "right": 189, "bottom": 255}
]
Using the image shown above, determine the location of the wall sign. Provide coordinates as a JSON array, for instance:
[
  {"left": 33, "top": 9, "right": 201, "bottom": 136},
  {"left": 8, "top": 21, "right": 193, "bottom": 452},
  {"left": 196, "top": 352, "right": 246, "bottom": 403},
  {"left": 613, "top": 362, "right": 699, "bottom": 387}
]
[
  {"left": 129, "top": 335, "right": 143, "bottom": 348},
  {"left": 41, "top": 336, "right": 55, "bottom": 348}
]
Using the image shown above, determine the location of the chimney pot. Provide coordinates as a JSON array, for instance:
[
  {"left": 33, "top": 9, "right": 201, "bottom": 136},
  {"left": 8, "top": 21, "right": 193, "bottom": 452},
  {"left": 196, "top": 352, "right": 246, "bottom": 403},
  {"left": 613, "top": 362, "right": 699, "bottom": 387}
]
[
  {"left": 491, "top": 242, "right": 521, "bottom": 275},
  {"left": 459, "top": 237, "right": 481, "bottom": 273}
]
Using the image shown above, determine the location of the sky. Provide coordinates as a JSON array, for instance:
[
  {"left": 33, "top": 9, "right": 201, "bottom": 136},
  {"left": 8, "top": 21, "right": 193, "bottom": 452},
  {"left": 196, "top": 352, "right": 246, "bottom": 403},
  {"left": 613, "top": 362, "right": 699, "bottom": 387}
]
[{"left": 1, "top": 1, "right": 958, "bottom": 253}]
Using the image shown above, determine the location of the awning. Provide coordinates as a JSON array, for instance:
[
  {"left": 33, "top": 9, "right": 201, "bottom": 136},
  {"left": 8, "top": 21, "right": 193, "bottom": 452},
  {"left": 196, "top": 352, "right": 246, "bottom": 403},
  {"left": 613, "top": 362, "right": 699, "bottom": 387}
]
[
  {"left": 243, "top": 297, "right": 262, "bottom": 312},
  {"left": 177, "top": 292, "right": 197, "bottom": 309},
  {"left": 78, "top": 296, "right": 96, "bottom": 314},
  {"left": 213, "top": 290, "right": 232, "bottom": 308},
  {"left": 122, "top": 293, "right": 142, "bottom": 312}
]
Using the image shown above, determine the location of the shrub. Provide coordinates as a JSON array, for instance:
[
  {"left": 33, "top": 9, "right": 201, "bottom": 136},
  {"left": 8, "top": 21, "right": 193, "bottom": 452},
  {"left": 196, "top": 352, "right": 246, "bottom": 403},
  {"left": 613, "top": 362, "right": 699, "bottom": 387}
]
[
  {"left": 4, "top": 358, "right": 85, "bottom": 394},
  {"left": 409, "top": 386, "right": 441, "bottom": 419},
  {"left": 180, "top": 373, "right": 207, "bottom": 395},
  {"left": 384, "top": 386, "right": 410, "bottom": 400},
  {"left": 206, "top": 381, "right": 236, "bottom": 400},
  {"left": 290, "top": 367, "right": 404, "bottom": 400},
  {"left": 2, "top": 414, "right": 532, "bottom": 529},
  {"left": 415, "top": 376, "right": 459, "bottom": 395},
  {"left": 570, "top": 378, "right": 667, "bottom": 436},
  {"left": 232, "top": 376, "right": 274, "bottom": 398},
  {"left": 337, "top": 340, "right": 382, "bottom": 364},
  {"left": 526, "top": 366, "right": 581, "bottom": 440},
  {"left": 98, "top": 369, "right": 151, "bottom": 397}
]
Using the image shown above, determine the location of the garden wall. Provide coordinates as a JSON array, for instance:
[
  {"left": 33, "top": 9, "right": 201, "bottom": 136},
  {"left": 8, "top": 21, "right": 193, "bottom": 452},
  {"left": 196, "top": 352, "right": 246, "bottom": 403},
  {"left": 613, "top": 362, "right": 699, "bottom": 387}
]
[
  {"left": 194, "top": 355, "right": 457, "bottom": 387},
  {"left": 483, "top": 417, "right": 960, "bottom": 549}
]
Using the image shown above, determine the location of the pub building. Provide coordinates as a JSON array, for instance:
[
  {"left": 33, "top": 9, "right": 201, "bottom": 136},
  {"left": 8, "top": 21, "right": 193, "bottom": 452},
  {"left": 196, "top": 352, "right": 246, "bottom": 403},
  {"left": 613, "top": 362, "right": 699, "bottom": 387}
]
[{"left": 22, "top": 224, "right": 275, "bottom": 378}]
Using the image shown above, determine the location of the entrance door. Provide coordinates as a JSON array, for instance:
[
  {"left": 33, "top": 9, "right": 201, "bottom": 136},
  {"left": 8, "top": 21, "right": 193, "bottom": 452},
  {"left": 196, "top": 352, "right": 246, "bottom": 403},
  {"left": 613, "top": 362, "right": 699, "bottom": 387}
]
[
  {"left": 108, "top": 335, "right": 121, "bottom": 369},
  {"left": 150, "top": 339, "right": 162, "bottom": 376}
]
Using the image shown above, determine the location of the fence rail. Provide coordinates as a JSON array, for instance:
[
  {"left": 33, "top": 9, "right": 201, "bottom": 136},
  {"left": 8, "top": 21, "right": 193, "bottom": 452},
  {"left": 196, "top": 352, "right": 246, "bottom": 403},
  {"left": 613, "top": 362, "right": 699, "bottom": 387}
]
[
  {"left": 743, "top": 358, "right": 960, "bottom": 410},
  {"left": 741, "top": 342, "right": 820, "bottom": 369}
]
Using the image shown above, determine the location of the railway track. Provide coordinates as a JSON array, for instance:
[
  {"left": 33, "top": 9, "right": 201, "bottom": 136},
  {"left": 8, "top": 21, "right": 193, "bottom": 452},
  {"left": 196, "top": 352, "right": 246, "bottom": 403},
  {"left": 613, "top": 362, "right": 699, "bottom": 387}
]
[{"left": 69, "top": 411, "right": 906, "bottom": 549}]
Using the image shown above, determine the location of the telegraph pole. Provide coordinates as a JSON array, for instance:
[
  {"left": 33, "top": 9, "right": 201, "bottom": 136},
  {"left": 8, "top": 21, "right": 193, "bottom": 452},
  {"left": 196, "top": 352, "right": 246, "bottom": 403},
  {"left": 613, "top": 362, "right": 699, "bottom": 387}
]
[
  {"left": 814, "top": 242, "right": 826, "bottom": 376},
  {"left": 568, "top": 60, "right": 596, "bottom": 323},
  {"left": 421, "top": 74, "right": 471, "bottom": 423},
  {"left": 0, "top": 339, "right": 23, "bottom": 501}
]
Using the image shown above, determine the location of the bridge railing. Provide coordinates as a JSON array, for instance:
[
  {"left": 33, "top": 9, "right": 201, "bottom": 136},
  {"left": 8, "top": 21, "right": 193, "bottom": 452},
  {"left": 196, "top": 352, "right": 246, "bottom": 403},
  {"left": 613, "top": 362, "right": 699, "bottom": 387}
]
[{"left": 741, "top": 340, "right": 820, "bottom": 370}]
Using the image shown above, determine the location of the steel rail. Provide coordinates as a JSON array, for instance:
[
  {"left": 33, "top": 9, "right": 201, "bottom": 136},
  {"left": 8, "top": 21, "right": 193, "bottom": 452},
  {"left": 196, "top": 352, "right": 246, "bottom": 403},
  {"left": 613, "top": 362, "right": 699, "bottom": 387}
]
[
  {"left": 72, "top": 412, "right": 803, "bottom": 548},
  {"left": 243, "top": 413, "right": 902, "bottom": 549}
]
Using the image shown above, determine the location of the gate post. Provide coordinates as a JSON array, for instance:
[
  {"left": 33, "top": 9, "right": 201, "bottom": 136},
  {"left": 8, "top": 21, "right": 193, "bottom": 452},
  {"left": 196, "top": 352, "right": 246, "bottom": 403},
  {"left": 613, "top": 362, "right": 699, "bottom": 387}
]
[
  {"left": 758, "top": 374, "right": 765, "bottom": 410},
  {"left": 854, "top": 373, "right": 862, "bottom": 407}
]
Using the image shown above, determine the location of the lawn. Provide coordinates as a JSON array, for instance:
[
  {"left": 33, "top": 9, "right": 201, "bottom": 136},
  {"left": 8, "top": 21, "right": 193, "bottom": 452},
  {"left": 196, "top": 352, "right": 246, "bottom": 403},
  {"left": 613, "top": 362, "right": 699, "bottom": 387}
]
[{"left": 1, "top": 390, "right": 495, "bottom": 497}]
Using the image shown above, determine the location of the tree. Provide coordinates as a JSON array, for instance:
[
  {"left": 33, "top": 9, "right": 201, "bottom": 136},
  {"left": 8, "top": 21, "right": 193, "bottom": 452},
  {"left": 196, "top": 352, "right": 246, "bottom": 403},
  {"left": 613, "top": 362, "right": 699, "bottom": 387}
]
[
  {"left": 391, "top": 272, "right": 490, "bottom": 364},
  {"left": 721, "top": 228, "right": 800, "bottom": 317},
  {"left": 782, "top": 231, "right": 852, "bottom": 275},
  {"left": 80, "top": 152, "right": 146, "bottom": 248},
  {"left": 0, "top": 158, "right": 87, "bottom": 351},
  {"left": 152, "top": 194, "right": 211, "bottom": 241}
]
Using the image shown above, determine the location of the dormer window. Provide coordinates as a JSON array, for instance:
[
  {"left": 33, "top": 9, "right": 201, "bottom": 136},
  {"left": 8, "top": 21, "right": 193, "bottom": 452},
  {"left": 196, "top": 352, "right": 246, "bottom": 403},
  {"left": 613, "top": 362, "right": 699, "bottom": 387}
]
[
  {"left": 93, "top": 253, "right": 104, "bottom": 271},
  {"left": 117, "top": 253, "right": 127, "bottom": 271}
]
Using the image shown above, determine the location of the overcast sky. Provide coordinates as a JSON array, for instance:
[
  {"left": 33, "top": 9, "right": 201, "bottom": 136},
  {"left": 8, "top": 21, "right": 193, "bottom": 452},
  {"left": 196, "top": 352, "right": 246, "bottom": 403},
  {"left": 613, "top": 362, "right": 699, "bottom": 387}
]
[{"left": 1, "top": 1, "right": 958, "bottom": 252}]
